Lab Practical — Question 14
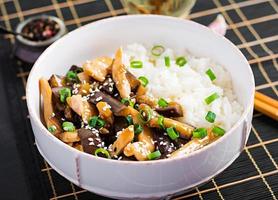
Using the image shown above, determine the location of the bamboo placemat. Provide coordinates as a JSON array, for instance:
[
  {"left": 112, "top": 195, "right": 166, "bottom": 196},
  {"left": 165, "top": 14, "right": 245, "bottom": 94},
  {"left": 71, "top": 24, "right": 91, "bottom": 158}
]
[{"left": 0, "top": 0, "right": 277, "bottom": 199}]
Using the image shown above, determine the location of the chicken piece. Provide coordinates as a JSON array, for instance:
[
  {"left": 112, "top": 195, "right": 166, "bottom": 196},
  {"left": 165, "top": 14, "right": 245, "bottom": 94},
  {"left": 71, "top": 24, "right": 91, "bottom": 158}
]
[
  {"left": 77, "top": 72, "right": 90, "bottom": 83},
  {"left": 136, "top": 85, "right": 147, "bottom": 96},
  {"left": 111, "top": 125, "right": 134, "bottom": 157},
  {"left": 96, "top": 101, "right": 114, "bottom": 124},
  {"left": 136, "top": 95, "right": 157, "bottom": 108},
  {"left": 149, "top": 117, "right": 194, "bottom": 139},
  {"left": 83, "top": 57, "right": 113, "bottom": 82},
  {"left": 112, "top": 48, "right": 131, "bottom": 98},
  {"left": 124, "top": 142, "right": 151, "bottom": 161},
  {"left": 39, "top": 78, "right": 62, "bottom": 136},
  {"left": 60, "top": 131, "right": 80, "bottom": 143},
  {"left": 67, "top": 95, "right": 97, "bottom": 123}
]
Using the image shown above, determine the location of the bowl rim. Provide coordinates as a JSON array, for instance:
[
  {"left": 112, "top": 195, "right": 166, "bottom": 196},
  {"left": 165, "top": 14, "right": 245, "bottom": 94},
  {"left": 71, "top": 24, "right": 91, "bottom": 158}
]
[{"left": 26, "top": 14, "right": 255, "bottom": 165}]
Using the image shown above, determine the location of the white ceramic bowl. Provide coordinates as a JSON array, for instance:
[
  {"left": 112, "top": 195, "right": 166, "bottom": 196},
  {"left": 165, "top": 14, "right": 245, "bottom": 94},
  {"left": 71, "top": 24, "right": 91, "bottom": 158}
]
[{"left": 26, "top": 15, "right": 255, "bottom": 199}]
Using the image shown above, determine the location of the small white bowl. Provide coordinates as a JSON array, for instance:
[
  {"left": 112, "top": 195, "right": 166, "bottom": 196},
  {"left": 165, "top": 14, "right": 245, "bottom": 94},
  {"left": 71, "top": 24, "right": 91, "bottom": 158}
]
[{"left": 26, "top": 15, "right": 255, "bottom": 199}]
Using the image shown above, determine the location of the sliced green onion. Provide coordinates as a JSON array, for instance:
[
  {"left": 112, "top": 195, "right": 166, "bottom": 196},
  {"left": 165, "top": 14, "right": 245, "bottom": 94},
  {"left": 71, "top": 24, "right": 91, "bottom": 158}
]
[
  {"left": 158, "top": 115, "right": 165, "bottom": 129},
  {"left": 89, "top": 116, "right": 105, "bottom": 128},
  {"left": 212, "top": 126, "right": 225, "bottom": 136},
  {"left": 205, "top": 111, "right": 216, "bottom": 123},
  {"left": 138, "top": 76, "right": 149, "bottom": 87},
  {"left": 66, "top": 70, "right": 77, "bottom": 81},
  {"left": 96, "top": 118, "right": 106, "bottom": 128},
  {"left": 139, "top": 108, "right": 152, "bottom": 124},
  {"left": 134, "top": 124, "right": 143, "bottom": 135},
  {"left": 176, "top": 57, "right": 187, "bottom": 67},
  {"left": 95, "top": 148, "right": 111, "bottom": 159},
  {"left": 59, "top": 88, "right": 71, "bottom": 103},
  {"left": 121, "top": 98, "right": 134, "bottom": 107},
  {"left": 206, "top": 68, "right": 216, "bottom": 81},
  {"left": 205, "top": 92, "right": 219, "bottom": 105},
  {"left": 193, "top": 128, "right": 207, "bottom": 139},
  {"left": 166, "top": 127, "right": 179, "bottom": 140},
  {"left": 89, "top": 116, "right": 98, "bottom": 128},
  {"left": 130, "top": 60, "right": 143, "bottom": 68},
  {"left": 62, "top": 121, "right": 75, "bottom": 132},
  {"left": 48, "top": 125, "right": 57, "bottom": 133},
  {"left": 148, "top": 150, "right": 161, "bottom": 160},
  {"left": 151, "top": 45, "right": 165, "bottom": 56},
  {"left": 158, "top": 98, "right": 168, "bottom": 108},
  {"left": 164, "top": 56, "right": 170, "bottom": 67},
  {"left": 126, "top": 115, "right": 133, "bottom": 125}
]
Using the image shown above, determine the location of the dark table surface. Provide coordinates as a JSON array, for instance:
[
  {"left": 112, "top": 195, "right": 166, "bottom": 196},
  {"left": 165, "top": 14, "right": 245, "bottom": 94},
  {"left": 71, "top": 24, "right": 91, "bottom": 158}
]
[{"left": 0, "top": 0, "right": 278, "bottom": 200}]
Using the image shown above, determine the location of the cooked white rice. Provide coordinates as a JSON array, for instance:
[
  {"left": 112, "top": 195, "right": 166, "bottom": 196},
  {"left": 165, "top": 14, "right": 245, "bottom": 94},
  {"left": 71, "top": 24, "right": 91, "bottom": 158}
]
[{"left": 122, "top": 43, "right": 243, "bottom": 131}]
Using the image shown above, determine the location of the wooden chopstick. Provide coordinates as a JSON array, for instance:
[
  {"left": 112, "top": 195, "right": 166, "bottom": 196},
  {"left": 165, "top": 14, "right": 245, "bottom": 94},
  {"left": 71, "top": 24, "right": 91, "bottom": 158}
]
[{"left": 254, "top": 91, "right": 278, "bottom": 120}]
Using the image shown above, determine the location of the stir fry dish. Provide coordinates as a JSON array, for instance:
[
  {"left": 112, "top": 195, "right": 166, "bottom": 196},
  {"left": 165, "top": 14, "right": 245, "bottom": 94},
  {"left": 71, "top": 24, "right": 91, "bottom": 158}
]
[{"left": 39, "top": 48, "right": 226, "bottom": 161}]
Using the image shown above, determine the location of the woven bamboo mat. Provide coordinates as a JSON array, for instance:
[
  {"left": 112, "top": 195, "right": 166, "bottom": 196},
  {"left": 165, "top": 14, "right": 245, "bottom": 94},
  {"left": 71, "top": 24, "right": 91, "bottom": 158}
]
[{"left": 0, "top": 0, "right": 277, "bottom": 199}]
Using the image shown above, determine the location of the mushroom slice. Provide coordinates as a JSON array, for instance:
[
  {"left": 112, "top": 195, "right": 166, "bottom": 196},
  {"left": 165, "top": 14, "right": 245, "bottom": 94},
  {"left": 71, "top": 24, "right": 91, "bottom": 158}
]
[
  {"left": 111, "top": 125, "right": 134, "bottom": 157},
  {"left": 126, "top": 71, "right": 140, "bottom": 91},
  {"left": 67, "top": 95, "right": 97, "bottom": 123},
  {"left": 60, "top": 131, "right": 80, "bottom": 143},
  {"left": 169, "top": 137, "right": 210, "bottom": 158},
  {"left": 78, "top": 128, "right": 103, "bottom": 154},
  {"left": 83, "top": 57, "right": 113, "bottom": 82},
  {"left": 39, "top": 78, "right": 62, "bottom": 136},
  {"left": 77, "top": 72, "right": 90, "bottom": 83},
  {"left": 149, "top": 117, "right": 194, "bottom": 139},
  {"left": 96, "top": 101, "right": 114, "bottom": 124},
  {"left": 155, "top": 102, "right": 183, "bottom": 117},
  {"left": 49, "top": 74, "right": 65, "bottom": 88},
  {"left": 89, "top": 91, "right": 126, "bottom": 115},
  {"left": 112, "top": 48, "right": 131, "bottom": 98}
]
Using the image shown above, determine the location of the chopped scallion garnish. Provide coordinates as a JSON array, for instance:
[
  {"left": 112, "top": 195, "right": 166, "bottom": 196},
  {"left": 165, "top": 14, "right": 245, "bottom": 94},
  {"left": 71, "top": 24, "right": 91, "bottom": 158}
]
[
  {"left": 66, "top": 70, "right": 77, "bottom": 81},
  {"left": 134, "top": 124, "right": 143, "bottom": 135},
  {"left": 126, "top": 115, "right": 133, "bottom": 125},
  {"left": 96, "top": 118, "right": 106, "bottom": 128},
  {"left": 62, "top": 121, "right": 75, "bottom": 132},
  {"left": 59, "top": 88, "right": 71, "bottom": 103},
  {"left": 151, "top": 45, "right": 165, "bottom": 56},
  {"left": 89, "top": 116, "right": 106, "bottom": 128},
  {"left": 164, "top": 56, "right": 170, "bottom": 67},
  {"left": 206, "top": 68, "right": 216, "bottom": 81},
  {"left": 130, "top": 60, "right": 143, "bottom": 68},
  {"left": 205, "top": 92, "right": 219, "bottom": 105},
  {"left": 139, "top": 108, "right": 152, "bottom": 124},
  {"left": 193, "top": 128, "right": 207, "bottom": 139},
  {"left": 158, "top": 98, "right": 168, "bottom": 108},
  {"left": 212, "top": 126, "right": 225, "bottom": 136},
  {"left": 121, "top": 98, "right": 134, "bottom": 107},
  {"left": 205, "top": 111, "right": 216, "bottom": 123},
  {"left": 166, "top": 127, "right": 179, "bottom": 140},
  {"left": 95, "top": 148, "right": 111, "bottom": 159},
  {"left": 158, "top": 115, "right": 165, "bottom": 129},
  {"left": 138, "top": 76, "right": 149, "bottom": 87},
  {"left": 176, "top": 57, "right": 187, "bottom": 67},
  {"left": 147, "top": 150, "right": 161, "bottom": 160},
  {"left": 48, "top": 125, "right": 57, "bottom": 133}
]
